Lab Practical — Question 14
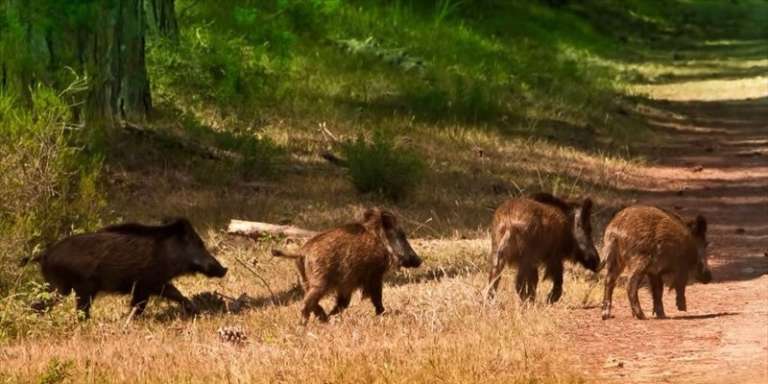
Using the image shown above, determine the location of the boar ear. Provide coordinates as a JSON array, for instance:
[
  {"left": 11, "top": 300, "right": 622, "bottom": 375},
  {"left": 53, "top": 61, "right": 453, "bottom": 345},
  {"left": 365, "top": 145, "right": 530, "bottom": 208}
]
[
  {"left": 167, "top": 217, "right": 193, "bottom": 237},
  {"left": 363, "top": 208, "right": 379, "bottom": 223},
  {"left": 692, "top": 215, "right": 707, "bottom": 236},
  {"left": 380, "top": 211, "right": 397, "bottom": 230}
]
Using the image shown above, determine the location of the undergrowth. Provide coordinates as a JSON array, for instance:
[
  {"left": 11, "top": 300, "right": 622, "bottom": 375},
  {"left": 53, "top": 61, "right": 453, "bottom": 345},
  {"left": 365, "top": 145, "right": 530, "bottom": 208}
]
[
  {"left": 341, "top": 129, "right": 425, "bottom": 200},
  {"left": 0, "top": 87, "right": 105, "bottom": 297}
]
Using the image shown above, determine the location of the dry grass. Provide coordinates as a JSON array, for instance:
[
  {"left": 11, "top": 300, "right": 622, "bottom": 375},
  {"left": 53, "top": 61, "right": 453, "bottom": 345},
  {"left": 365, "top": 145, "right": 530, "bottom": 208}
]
[{"left": 1, "top": 236, "right": 604, "bottom": 383}]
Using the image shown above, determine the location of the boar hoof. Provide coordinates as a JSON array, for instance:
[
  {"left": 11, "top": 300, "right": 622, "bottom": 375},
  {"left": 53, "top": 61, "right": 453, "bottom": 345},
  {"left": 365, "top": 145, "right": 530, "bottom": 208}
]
[
  {"left": 632, "top": 312, "right": 647, "bottom": 320},
  {"left": 30, "top": 301, "right": 47, "bottom": 313},
  {"left": 182, "top": 302, "right": 199, "bottom": 315}
]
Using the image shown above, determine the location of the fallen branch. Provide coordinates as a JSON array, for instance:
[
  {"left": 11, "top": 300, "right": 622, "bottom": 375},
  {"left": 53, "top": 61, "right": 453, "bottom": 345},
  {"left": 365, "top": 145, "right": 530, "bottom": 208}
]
[
  {"left": 320, "top": 151, "right": 348, "bottom": 167},
  {"left": 233, "top": 256, "right": 278, "bottom": 305},
  {"left": 227, "top": 219, "right": 318, "bottom": 240}
]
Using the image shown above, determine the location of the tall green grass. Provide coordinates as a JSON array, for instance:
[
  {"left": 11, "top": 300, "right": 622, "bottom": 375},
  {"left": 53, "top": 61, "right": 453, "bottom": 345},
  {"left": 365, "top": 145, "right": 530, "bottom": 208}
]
[{"left": 153, "top": 0, "right": 622, "bottom": 130}]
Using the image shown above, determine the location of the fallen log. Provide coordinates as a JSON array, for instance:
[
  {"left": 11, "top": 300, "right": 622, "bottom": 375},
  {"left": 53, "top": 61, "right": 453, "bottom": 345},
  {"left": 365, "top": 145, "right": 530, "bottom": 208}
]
[{"left": 227, "top": 220, "right": 318, "bottom": 240}]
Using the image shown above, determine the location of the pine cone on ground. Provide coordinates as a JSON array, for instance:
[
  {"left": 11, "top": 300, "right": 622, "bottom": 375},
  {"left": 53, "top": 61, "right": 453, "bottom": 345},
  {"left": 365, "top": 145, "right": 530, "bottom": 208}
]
[{"left": 217, "top": 326, "right": 248, "bottom": 345}]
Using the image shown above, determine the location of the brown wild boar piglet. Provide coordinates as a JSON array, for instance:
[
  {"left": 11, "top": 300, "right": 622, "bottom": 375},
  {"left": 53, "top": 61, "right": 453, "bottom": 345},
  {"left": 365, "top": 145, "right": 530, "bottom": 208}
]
[
  {"left": 272, "top": 208, "right": 422, "bottom": 324},
  {"left": 21, "top": 218, "right": 227, "bottom": 318},
  {"left": 487, "top": 193, "right": 600, "bottom": 303},
  {"left": 601, "top": 206, "right": 711, "bottom": 320}
]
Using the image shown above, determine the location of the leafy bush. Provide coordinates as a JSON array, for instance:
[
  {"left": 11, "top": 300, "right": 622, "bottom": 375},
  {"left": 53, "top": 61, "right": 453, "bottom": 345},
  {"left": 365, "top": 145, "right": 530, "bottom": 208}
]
[
  {"left": 0, "top": 86, "right": 105, "bottom": 296},
  {"left": 341, "top": 129, "right": 425, "bottom": 200}
]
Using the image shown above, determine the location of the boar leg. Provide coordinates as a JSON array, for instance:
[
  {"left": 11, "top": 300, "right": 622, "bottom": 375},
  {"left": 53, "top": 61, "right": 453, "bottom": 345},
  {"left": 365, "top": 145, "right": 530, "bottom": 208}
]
[
  {"left": 329, "top": 291, "right": 352, "bottom": 316},
  {"left": 627, "top": 257, "right": 651, "bottom": 320},
  {"left": 674, "top": 270, "right": 687, "bottom": 311},
  {"left": 74, "top": 285, "right": 95, "bottom": 319},
  {"left": 545, "top": 261, "right": 564, "bottom": 304},
  {"left": 301, "top": 286, "right": 328, "bottom": 324},
  {"left": 515, "top": 264, "right": 538, "bottom": 302},
  {"left": 486, "top": 260, "right": 506, "bottom": 299},
  {"left": 601, "top": 239, "right": 620, "bottom": 320},
  {"left": 365, "top": 278, "right": 386, "bottom": 315},
  {"left": 130, "top": 289, "right": 151, "bottom": 315},
  {"left": 158, "top": 284, "right": 198, "bottom": 314},
  {"left": 648, "top": 274, "right": 666, "bottom": 318}
]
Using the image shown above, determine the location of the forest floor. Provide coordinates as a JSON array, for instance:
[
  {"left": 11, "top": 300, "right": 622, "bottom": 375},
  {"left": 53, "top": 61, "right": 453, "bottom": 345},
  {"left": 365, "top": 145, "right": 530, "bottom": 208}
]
[{"left": 564, "top": 45, "right": 768, "bottom": 382}]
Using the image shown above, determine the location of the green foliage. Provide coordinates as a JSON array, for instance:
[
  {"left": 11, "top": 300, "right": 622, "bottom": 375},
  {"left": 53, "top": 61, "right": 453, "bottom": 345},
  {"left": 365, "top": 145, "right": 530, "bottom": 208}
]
[
  {"left": 0, "top": 86, "right": 105, "bottom": 296},
  {"left": 148, "top": 26, "right": 277, "bottom": 107},
  {"left": 341, "top": 129, "right": 425, "bottom": 200},
  {"left": 149, "top": 0, "right": 343, "bottom": 110},
  {"left": 144, "top": 0, "right": 624, "bottom": 128},
  {"left": 38, "top": 357, "right": 75, "bottom": 384}
]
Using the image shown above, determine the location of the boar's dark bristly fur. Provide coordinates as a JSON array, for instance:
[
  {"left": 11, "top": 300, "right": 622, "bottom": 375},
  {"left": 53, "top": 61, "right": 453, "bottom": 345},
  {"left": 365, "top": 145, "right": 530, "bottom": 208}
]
[
  {"left": 486, "top": 193, "right": 600, "bottom": 303},
  {"left": 601, "top": 205, "right": 710, "bottom": 320},
  {"left": 31, "top": 218, "right": 227, "bottom": 319},
  {"left": 272, "top": 208, "right": 421, "bottom": 324}
]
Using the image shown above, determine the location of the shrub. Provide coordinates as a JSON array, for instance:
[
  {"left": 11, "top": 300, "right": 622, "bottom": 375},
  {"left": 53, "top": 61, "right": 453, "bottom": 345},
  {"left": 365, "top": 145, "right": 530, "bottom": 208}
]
[
  {"left": 340, "top": 129, "right": 425, "bottom": 200},
  {"left": 0, "top": 86, "right": 105, "bottom": 297}
]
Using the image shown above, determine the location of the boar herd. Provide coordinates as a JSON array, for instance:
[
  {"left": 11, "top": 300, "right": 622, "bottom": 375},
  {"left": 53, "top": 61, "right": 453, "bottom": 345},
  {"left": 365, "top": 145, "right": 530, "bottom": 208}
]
[{"left": 20, "top": 194, "right": 712, "bottom": 323}]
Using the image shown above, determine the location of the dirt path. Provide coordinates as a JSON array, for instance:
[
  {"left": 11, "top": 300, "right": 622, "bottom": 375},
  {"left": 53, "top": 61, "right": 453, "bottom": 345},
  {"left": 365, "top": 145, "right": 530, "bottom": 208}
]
[{"left": 565, "top": 86, "right": 768, "bottom": 382}]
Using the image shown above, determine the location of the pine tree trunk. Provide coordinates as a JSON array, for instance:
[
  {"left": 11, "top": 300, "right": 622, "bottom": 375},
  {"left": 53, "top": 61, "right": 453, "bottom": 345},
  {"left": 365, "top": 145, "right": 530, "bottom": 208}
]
[
  {"left": 84, "top": 2, "right": 117, "bottom": 131},
  {"left": 1, "top": 0, "right": 152, "bottom": 132},
  {"left": 147, "top": 0, "right": 178, "bottom": 39},
  {"left": 114, "top": 0, "right": 151, "bottom": 124}
]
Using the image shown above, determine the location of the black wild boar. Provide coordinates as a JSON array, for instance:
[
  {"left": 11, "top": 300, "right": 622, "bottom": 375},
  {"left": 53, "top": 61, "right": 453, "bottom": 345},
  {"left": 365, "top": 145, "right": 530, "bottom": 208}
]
[
  {"left": 23, "top": 218, "right": 227, "bottom": 318},
  {"left": 272, "top": 208, "right": 422, "bottom": 324},
  {"left": 487, "top": 193, "right": 600, "bottom": 303},
  {"left": 601, "top": 206, "right": 711, "bottom": 320}
]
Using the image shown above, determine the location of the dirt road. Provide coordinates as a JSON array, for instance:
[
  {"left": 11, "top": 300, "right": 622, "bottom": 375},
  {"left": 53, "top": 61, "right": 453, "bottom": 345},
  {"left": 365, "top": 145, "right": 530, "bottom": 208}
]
[{"left": 566, "top": 84, "right": 768, "bottom": 382}]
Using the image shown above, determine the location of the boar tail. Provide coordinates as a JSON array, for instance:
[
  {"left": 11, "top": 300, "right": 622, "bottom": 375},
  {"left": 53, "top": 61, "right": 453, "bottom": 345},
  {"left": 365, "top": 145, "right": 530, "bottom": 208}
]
[
  {"left": 19, "top": 254, "right": 41, "bottom": 267},
  {"left": 271, "top": 249, "right": 304, "bottom": 260}
]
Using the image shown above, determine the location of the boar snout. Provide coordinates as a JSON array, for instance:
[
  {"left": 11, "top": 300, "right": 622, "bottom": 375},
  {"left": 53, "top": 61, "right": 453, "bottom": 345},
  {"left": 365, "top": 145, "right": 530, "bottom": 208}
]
[
  {"left": 195, "top": 251, "right": 228, "bottom": 277},
  {"left": 697, "top": 266, "right": 712, "bottom": 284},
  {"left": 205, "top": 262, "right": 228, "bottom": 278},
  {"left": 401, "top": 253, "right": 422, "bottom": 268},
  {"left": 395, "top": 237, "right": 422, "bottom": 268},
  {"left": 583, "top": 250, "right": 600, "bottom": 272}
]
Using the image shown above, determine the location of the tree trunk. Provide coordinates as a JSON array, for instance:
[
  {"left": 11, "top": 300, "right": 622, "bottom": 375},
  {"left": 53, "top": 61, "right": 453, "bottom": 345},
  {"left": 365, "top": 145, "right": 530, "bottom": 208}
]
[
  {"left": 147, "top": 0, "right": 178, "bottom": 39},
  {"left": 114, "top": 0, "right": 151, "bottom": 124},
  {"left": 84, "top": 2, "right": 117, "bottom": 131},
  {"left": 1, "top": 0, "right": 151, "bottom": 132}
]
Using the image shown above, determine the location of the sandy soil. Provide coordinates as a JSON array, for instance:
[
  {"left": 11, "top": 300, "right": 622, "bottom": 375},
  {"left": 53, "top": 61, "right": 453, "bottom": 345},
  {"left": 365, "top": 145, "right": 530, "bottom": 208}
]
[{"left": 565, "top": 89, "right": 768, "bottom": 383}]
